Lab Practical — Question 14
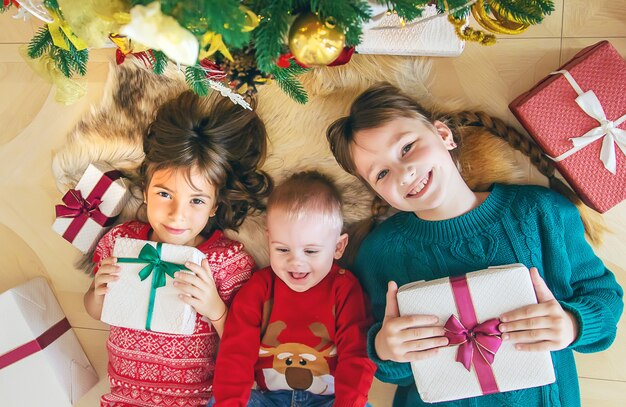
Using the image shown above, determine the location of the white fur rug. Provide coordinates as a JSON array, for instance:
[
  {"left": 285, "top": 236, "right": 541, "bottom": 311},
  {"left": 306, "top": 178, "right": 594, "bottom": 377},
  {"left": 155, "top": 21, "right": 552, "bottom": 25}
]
[{"left": 52, "top": 55, "right": 524, "bottom": 270}]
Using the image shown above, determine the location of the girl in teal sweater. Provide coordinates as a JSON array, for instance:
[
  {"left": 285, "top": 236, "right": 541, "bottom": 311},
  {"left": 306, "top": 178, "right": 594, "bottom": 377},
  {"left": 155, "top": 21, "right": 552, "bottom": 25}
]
[{"left": 326, "top": 83, "right": 623, "bottom": 407}]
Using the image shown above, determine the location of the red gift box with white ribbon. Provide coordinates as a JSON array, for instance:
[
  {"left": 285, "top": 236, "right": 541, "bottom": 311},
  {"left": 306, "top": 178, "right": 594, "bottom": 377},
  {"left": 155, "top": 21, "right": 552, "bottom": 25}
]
[
  {"left": 510, "top": 40, "right": 626, "bottom": 213},
  {"left": 52, "top": 162, "right": 130, "bottom": 253},
  {"left": 397, "top": 264, "right": 555, "bottom": 403}
]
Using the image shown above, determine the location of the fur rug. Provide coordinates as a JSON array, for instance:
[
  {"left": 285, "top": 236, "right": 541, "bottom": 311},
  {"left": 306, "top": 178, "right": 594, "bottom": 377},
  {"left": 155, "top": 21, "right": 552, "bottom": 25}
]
[{"left": 52, "top": 56, "right": 524, "bottom": 271}]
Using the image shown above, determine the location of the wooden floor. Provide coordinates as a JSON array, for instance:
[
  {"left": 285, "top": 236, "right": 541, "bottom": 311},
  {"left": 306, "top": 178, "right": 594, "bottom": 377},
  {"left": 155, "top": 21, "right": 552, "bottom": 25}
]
[{"left": 1, "top": 1, "right": 625, "bottom": 405}]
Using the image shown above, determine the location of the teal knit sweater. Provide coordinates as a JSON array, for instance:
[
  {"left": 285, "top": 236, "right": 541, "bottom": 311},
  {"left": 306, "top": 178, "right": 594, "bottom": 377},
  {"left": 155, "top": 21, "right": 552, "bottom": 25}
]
[{"left": 354, "top": 184, "right": 623, "bottom": 407}]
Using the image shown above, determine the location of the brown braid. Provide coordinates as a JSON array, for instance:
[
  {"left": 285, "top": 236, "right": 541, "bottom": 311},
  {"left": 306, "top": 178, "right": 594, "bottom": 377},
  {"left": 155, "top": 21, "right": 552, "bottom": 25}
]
[{"left": 444, "top": 111, "right": 608, "bottom": 246}]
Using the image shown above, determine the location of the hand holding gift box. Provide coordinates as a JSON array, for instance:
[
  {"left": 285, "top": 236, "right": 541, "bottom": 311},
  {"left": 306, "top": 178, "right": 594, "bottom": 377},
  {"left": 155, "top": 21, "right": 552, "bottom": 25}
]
[
  {"left": 101, "top": 237, "right": 206, "bottom": 335},
  {"left": 52, "top": 162, "right": 130, "bottom": 252},
  {"left": 396, "top": 264, "right": 555, "bottom": 403},
  {"left": 510, "top": 40, "right": 626, "bottom": 212},
  {"left": 0, "top": 277, "right": 98, "bottom": 406}
]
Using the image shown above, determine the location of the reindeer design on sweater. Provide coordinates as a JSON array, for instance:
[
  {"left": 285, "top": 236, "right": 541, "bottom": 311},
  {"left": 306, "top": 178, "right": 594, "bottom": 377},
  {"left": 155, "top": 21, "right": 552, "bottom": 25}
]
[{"left": 258, "top": 320, "right": 337, "bottom": 395}]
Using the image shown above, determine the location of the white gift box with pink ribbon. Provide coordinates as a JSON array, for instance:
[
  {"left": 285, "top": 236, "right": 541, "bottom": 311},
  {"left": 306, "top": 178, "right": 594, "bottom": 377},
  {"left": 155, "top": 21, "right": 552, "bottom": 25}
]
[
  {"left": 397, "top": 264, "right": 555, "bottom": 403},
  {"left": 0, "top": 277, "right": 99, "bottom": 406}
]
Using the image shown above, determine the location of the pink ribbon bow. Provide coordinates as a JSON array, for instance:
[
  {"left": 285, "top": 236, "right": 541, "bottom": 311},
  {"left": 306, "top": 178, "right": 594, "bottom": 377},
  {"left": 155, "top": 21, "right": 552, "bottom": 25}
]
[
  {"left": 444, "top": 314, "right": 502, "bottom": 371},
  {"left": 55, "top": 189, "right": 107, "bottom": 225}
]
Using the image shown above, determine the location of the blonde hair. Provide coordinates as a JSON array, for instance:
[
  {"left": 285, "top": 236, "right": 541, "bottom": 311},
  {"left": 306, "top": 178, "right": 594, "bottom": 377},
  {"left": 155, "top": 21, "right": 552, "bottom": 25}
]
[{"left": 268, "top": 171, "right": 343, "bottom": 232}]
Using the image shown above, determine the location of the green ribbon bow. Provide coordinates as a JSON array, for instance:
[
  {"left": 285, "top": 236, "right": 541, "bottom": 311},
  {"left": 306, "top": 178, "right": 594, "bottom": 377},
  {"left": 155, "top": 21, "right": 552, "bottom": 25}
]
[{"left": 117, "top": 242, "right": 189, "bottom": 331}]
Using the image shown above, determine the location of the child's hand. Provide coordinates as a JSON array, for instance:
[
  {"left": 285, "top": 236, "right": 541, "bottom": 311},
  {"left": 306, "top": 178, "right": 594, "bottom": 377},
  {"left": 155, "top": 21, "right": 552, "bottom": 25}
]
[
  {"left": 499, "top": 267, "right": 579, "bottom": 351},
  {"left": 93, "top": 257, "right": 120, "bottom": 302},
  {"left": 375, "top": 281, "right": 448, "bottom": 363},
  {"left": 84, "top": 256, "right": 119, "bottom": 320},
  {"left": 174, "top": 259, "right": 226, "bottom": 322}
]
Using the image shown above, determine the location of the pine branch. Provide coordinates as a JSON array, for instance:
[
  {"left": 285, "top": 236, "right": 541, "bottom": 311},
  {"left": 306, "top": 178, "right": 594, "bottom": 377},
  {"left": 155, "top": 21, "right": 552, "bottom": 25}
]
[
  {"left": 251, "top": 0, "right": 293, "bottom": 73},
  {"left": 445, "top": 0, "right": 474, "bottom": 18},
  {"left": 28, "top": 27, "right": 53, "bottom": 59},
  {"left": 201, "top": 0, "right": 250, "bottom": 48},
  {"left": 61, "top": 31, "right": 88, "bottom": 76},
  {"left": 271, "top": 60, "right": 310, "bottom": 104},
  {"left": 185, "top": 65, "right": 211, "bottom": 96},
  {"left": 382, "top": 0, "right": 428, "bottom": 21},
  {"left": 487, "top": 0, "right": 554, "bottom": 25},
  {"left": 312, "top": 0, "right": 372, "bottom": 46},
  {"left": 54, "top": 48, "right": 73, "bottom": 78},
  {"left": 151, "top": 50, "right": 169, "bottom": 74}
]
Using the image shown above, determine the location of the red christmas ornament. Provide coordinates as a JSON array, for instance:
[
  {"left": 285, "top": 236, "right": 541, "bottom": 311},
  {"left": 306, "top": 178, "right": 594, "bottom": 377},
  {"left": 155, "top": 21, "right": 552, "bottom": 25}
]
[
  {"left": 276, "top": 53, "right": 309, "bottom": 69},
  {"left": 328, "top": 47, "right": 355, "bottom": 67}
]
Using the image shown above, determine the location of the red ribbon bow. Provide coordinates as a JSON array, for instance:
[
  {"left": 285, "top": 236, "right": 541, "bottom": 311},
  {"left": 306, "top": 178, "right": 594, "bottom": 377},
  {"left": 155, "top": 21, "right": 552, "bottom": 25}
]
[
  {"left": 444, "top": 314, "right": 502, "bottom": 371},
  {"left": 55, "top": 189, "right": 108, "bottom": 226}
]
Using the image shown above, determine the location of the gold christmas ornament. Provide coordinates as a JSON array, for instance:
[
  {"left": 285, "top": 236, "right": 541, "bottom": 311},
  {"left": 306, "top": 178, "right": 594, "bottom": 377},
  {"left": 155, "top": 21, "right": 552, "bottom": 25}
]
[{"left": 288, "top": 12, "right": 345, "bottom": 67}]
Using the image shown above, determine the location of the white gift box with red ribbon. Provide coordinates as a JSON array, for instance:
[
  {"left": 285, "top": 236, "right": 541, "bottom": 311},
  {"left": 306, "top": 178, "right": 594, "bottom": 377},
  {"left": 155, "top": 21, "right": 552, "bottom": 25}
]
[
  {"left": 0, "top": 277, "right": 99, "bottom": 406},
  {"left": 397, "top": 264, "right": 555, "bottom": 403},
  {"left": 52, "top": 162, "right": 130, "bottom": 253}
]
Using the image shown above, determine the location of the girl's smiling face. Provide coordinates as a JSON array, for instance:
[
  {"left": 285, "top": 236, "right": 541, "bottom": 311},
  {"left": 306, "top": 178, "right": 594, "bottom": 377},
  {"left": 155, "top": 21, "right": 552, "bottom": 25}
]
[
  {"left": 145, "top": 166, "right": 217, "bottom": 246},
  {"left": 350, "top": 117, "right": 460, "bottom": 219}
]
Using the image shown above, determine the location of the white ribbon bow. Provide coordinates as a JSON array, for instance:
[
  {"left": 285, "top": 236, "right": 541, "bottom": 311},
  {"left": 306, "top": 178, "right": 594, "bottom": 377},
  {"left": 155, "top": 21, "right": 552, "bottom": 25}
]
[{"left": 549, "top": 70, "right": 626, "bottom": 174}]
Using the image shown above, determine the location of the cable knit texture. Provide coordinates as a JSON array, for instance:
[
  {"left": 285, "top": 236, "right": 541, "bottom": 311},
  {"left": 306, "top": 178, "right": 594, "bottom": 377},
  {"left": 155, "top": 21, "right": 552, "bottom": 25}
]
[{"left": 354, "top": 184, "right": 623, "bottom": 407}]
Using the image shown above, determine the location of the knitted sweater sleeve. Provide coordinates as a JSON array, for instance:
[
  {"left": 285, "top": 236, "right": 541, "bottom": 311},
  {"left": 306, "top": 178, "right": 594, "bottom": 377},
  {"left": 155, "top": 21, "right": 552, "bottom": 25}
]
[
  {"left": 546, "top": 192, "right": 624, "bottom": 352},
  {"left": 355, "top": 232, "right": 415, "bottom": 387},
  {"left": 212, "top": 271, "right": 267, "bottom": 406},
  {"left": 333, "top": 272, "right": 377, "bottom": 407}
]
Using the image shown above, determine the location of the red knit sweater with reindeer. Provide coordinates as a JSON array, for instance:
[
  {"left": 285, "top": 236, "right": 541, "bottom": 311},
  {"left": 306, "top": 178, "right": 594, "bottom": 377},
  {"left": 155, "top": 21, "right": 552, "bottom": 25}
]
[
  {"left": 93, "top": 221, "right": 255, "bottom": 407},
  {"left": 212, "top": 263, "right": 376, "bottom": 407}
]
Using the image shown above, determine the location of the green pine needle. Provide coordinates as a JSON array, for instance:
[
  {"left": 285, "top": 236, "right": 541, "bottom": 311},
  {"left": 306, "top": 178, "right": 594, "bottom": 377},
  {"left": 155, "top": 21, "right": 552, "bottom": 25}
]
[
  {"left": 488, "top": 0, "right": 554, "bottom": 25},
  {"left": 151, "top": 50, "right": 169, "bottom": 75},
  {"left": 252, "top": 0, "right": 293, "bottom": 72},
  {"left": 28, "top": 27, "right": 53, "bottom": 59},
  {"left": 185, "top": 65, "right": 210, "bottom": 96},
  {"left": 54, "top": 49, "right": 72, "bottom": 78},
  {"left": 312, "top": 0, "right": 372, "bottom": 46},
  {"left": 389, "top": 0, "right": 428, "bottom": 21},
  {"left": 58, "top": 31, "right": 88, "bottom": 77},
  {"left": 271, "top": 60, "right": 310, "bottom": 104}
]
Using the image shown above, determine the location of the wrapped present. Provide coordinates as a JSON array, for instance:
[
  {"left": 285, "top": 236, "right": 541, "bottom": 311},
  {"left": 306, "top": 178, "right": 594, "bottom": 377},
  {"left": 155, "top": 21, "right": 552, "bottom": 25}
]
[
  {"left": 355, "top": 4, "right": 465, "bottom": 57},
  {"left": 101, "top": 237, "right": 206, "bottom": 335},
  {"left": 52, "top": 162, "right": 130, "bottom": 253},
  {"left": 397, "top": 264, "right": 555, "bottom": 403},
  {"left": 0, "top": 277, "right": 99, "bottom": 406},
  {"left": 509, "top": 40, "right": 626, "bottom": 212}
]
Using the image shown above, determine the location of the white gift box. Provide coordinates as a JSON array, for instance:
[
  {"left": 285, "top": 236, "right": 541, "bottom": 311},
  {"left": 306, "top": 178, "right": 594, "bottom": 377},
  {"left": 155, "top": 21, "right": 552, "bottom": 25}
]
[
  {"left": 101, "top": 237, "right": 206, "bottom": 335},
  {"left": 397, "top": 264, "right": 556, "bottom": 403},
  {"left": 356, "top": 4, "right": 465, "bottom": 57},
  {"left": 0, "top": 277, "right": 99, "bottom": 406},
  {"left": 52, "top": 162, "right": 130, "bottom": 254}
]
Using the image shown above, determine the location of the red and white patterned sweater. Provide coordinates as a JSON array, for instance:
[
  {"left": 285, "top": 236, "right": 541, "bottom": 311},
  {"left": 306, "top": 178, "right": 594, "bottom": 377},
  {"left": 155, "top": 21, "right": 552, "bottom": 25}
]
[{"left": 93, "top": 221, "right": 255, "bottom": 407}]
